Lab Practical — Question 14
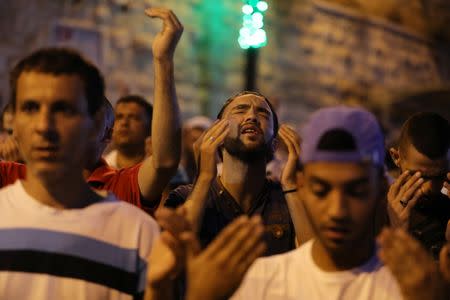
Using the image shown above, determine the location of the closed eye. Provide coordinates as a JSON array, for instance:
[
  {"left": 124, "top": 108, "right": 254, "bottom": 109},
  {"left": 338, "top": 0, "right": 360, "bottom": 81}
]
[
  {"left": 344, "top": 178, "right": 370, "bottom": 199},
  {"left": 232, "top": 104, "right": 250, "bottom": 114},
  {"left": 257, "top": 107, "right": 271, "bottom": 118},
  {"left": 309, "top": 177, "right": 331, "bottom": 198}
]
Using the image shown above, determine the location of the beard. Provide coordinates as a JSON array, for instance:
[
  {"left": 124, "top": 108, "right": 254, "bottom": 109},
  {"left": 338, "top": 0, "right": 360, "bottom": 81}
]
[{"left": 223, "top": 135, "right": 273, "bottom": 163}]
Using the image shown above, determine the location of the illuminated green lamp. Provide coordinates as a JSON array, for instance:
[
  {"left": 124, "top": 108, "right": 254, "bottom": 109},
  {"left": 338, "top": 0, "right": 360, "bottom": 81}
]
[{"left": 238, "top": 0, "right": 268, "bottom": 49}]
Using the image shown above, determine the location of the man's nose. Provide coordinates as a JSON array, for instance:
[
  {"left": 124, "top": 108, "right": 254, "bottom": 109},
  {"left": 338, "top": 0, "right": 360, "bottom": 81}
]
[
  {"left": 35, "top": 109, "right": 55, "bottom": 133},
  {"left": 328, "top": 190, "right": 349, "bottom": 221},
  {"left": 35, "top": 109, "right": 58, "bottom": 142},
  {"left": 244, "top": 107, "right": 258, "bottom": 123},
  {"left": 118, "top": 116, "right": 130, "bottom": 126}
]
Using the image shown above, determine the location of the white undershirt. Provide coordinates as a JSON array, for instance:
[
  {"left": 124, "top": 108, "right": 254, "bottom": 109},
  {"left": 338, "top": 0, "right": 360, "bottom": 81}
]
[{"left": 232, "top": 239, "right": 403, "bottom": 300}]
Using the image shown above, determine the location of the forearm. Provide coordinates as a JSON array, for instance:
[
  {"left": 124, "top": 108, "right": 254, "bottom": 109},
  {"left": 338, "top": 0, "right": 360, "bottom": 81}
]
[
  {"left": 185, "top": 291, "right": 225, "bottom": 300},
  {"left": 152, "top": 58, "right": 181, "bottom": 169},
  {"left": 284, "top": 191, "right": 315, "bottom": 245},
  {"left": 184, "top": 174, "right": 215, "bottom": 232},
  {"left": 137, "top": 59, "right": 181, "bottom": 203}
]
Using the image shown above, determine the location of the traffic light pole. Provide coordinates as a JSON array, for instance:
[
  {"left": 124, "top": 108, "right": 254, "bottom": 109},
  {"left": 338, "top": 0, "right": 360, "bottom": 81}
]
[{"left": 245, "top": 47, "right": 258, "bottom": 90}]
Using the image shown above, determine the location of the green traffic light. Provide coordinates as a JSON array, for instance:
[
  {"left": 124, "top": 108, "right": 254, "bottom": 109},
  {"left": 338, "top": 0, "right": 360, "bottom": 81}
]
[
  {"left": 256, "top": 1, "right": 268, "bottom": 12},
  {"left": 239, "top": 0, "right": 268, "bottom": 49},
  {"left": 242, "top": 4, "right": 253, "bottom": 15},
  {"left": 248, "top": 0, "right": 259, "bottom": 7}
]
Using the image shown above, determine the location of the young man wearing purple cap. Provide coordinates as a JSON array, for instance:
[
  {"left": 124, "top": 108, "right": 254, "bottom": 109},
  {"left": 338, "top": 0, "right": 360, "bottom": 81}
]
[{"left": 232, "top": 106, "right": 402, "bottom": 299}]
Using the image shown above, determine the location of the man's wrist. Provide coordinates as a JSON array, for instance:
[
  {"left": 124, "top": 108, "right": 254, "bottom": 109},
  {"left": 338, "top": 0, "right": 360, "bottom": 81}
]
[
  {"left": 281, "top": 183, "right": 297, "bottom": 192},
  {"left": 282, "top": 188, "right": 298, "bottom": 195},
  {"left": 197, "top": 173, "right": 216, "bottom": 183},
  {"left": 154, "top": 56, "right": 174, "bottom": 65},
  {"left": 186, "top": 290, "right": 215, "bottom": 300}
]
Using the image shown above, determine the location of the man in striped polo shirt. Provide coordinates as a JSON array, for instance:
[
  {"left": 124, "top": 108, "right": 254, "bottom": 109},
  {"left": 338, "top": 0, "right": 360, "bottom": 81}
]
[{"left": 0, "top": 7, "right": 182, "bottom": 299}]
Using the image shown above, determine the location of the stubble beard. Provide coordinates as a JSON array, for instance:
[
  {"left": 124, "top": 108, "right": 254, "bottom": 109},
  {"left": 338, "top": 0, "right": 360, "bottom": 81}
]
[{"left": 223, "top": 135, "right": 271, "bottom": 163}]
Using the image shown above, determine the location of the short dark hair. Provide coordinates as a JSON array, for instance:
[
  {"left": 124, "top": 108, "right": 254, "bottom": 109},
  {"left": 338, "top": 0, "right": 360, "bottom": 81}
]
[
  {"left": 216, "top": 91, "right": 279, "bottom": 136},
  {"left": 10, "top": 47, "right": 105, "bottom": 116},
  {"left": 116, "top": 94, "right": 153, "bottom": 132},
  {"left": 399, "top": 112, "right": 449, "bottom": 159}
]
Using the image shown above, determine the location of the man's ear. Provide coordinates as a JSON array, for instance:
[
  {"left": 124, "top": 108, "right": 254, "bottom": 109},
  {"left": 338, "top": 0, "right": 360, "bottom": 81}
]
[{"left": 389, "top": 147, "right": 401, "bottom": 168}]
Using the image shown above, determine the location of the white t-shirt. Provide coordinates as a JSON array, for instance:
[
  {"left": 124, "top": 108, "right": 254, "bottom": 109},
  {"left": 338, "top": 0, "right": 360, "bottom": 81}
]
[
  {"left": 232, "top": 240, "right": 403, "bottom": 300},
  {"left": 104, "top": 149, "right": 119, "bottom": 169},
  {"left": 0, "top": 180, "right": 160, "bottom": 300}
]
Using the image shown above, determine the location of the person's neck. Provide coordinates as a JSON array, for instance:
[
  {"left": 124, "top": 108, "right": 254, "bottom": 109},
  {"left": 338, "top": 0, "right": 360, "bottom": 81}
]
[
  {"left": 22, "top": 171, "right": 102, "bottom": 209},
  {"left": 83, "top": 159, "right": 102, "bottom": 180},
  {"left": 311, "top": 238, "right": 376, "bottom": 272},
  {"left": 116, "top": 146, "right": 146, "bottom": 169},
  {"left": 220, "top": 152, "right": 267, "bottom": 213}
]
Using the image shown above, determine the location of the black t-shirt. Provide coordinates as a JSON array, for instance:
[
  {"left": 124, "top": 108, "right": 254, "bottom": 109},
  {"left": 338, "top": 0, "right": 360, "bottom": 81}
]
[
  {"left": 409, "top": 193, "right": 450, "bottom": 259},
  {"left": 164, "top": 178, "right": 295, "bottom": 256}
]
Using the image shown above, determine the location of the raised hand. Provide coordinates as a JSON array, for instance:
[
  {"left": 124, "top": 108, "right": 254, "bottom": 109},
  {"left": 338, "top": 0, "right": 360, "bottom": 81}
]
[
  {"left": 183, "top": 216, "right": 266, "bottom": 300},
  {"left": 146, "top": 231, "right": 183, "bottom": 289},
  {"left": 387, "top": 170, "right": 424, "bottom": 229},
  {"left": 138, "top": 7, "right": 182, "bottom": 207},
  {"left": 278, "top": 124, "right": 314, "bottom": 244},
  {"left": 145, "top": 8, "right": 183, "bottom": 61},
  {"left": 195, "top": 119, "right": 229, "bottom": 180},
  {"left": 147, "top": 207, "right": 191, "bottom": 288},
  {"left": 378, "top": 228, "right": 449, "bottom": 300},
  {"left": 278, "top": 124, "right": 301, "bottom": 190},
  {"left": 183, "top": 120, "right": 230, "bottom": 230}
]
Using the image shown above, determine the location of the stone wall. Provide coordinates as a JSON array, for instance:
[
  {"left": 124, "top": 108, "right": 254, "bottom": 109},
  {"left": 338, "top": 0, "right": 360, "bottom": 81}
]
[{"left": 1, "top": 0, "right": 449, "bottom": 130}]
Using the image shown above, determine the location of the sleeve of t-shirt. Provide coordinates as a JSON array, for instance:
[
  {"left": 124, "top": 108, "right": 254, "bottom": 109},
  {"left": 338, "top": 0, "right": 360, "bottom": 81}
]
[
  {"left": 105, "top": 163, "right": 143, "bottom": 208},
  {"left": 0, "top": 161, "right": 26, "bottom": 188},
  {"left": 163, "top": 184, "right": 193, "bottom": 208}
]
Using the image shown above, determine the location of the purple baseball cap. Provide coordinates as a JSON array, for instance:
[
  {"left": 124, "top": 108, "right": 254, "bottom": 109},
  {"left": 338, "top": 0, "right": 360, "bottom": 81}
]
[{"left": 301, "top": 106, "right": 385, "bottom": 167}]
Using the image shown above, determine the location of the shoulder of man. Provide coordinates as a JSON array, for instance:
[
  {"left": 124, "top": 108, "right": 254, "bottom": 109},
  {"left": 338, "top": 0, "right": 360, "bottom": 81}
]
[
  {"left": 163, "top": 183, "right": 194, "bottom": 208},
  {"left": 266, "top": 179, "right": 284, "bottom": 193},
  {"left": 231, "top": 246, "right": 304, "bottom": 300},
  {"left": 101, "top": 193, "right": 159, "bottom": 230}
]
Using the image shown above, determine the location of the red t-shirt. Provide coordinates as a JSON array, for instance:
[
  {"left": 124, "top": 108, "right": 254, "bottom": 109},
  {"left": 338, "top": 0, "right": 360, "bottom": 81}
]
[
  {"left": 0, "top": 159, "right": 157, "bottom": 215},
  {"left": 0, "top": 161, "right": 26, "bottom": 187}
]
